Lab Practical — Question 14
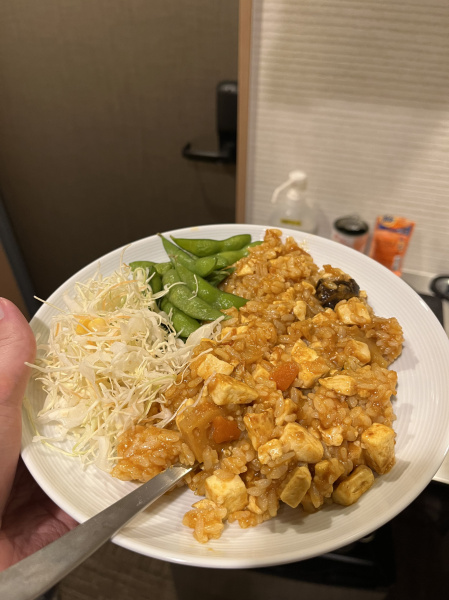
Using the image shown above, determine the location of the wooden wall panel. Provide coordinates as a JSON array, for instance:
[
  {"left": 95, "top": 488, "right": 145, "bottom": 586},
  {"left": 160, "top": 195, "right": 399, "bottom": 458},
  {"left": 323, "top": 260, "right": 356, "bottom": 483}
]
[{"left": 0, "top": 1, "right": 238, "bottom": 298}]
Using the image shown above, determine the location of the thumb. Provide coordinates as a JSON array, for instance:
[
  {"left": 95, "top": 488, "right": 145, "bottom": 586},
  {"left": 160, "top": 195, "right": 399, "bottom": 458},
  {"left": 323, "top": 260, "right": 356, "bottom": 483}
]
[{"left": 0, "top": 298, "right": 36, "bottom": 518}]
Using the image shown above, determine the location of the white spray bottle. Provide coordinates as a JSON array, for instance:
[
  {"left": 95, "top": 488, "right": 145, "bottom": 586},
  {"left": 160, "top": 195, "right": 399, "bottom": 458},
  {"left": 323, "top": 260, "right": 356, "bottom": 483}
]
[{"left": 269, "top": 170, "right": 317, "bottom": 234}]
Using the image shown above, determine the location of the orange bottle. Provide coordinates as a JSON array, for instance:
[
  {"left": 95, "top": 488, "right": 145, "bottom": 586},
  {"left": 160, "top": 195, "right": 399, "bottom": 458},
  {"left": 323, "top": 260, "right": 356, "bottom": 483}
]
[{"left": 369, "top": 216, "right": 415, "bottom": 276}]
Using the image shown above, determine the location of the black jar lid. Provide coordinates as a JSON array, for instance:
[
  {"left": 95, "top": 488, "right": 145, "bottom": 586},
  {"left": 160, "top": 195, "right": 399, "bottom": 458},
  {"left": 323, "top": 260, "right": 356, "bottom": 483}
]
[{"left": 334, "top": 215, "right": 369, "bottom": 236}]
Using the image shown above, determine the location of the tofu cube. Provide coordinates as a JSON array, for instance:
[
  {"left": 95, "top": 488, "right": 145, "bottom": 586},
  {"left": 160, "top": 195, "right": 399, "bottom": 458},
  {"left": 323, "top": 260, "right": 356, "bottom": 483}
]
[
  {"left": 301, "top": 491, "right": 320, "bottom": 513},
  {"left": 318, "top": 425, "right": 344, "bottom": 447},
  {"left": 280, "top": 466, "right": 312, "bottom": 508},
  {"left": 220, "top": 325, "right": 249, "bottom": 340},
  {"left": 335, "top": 298, "right": 372, "bottom": 325},
  {"left": 243, "top": 410, "right": 275, "bottom": 450},
  {"left": 293, "top": 300, "right": 307, "bottom": 321},
  {"left": 332, "top": 465, "right": 374, "bottom": 506},
  {"left": 258, "top": 439, "right": 284, "bottom": 464},
  {"left": 291, "top": 340, "right": 330, "bottom": 388},
  {"left": 319, "top": 374, "right": 357, "bottom": 396},
  {"left": 279, "top": 423, "right": 324, "bottom": 463},
  {"left": 196, "top": 354, "right": 234, "bottom": 380},
  {"left": 301, "top": 281, "right": 316, "bottom": 294},
  {"left": 311, "top": 309, "right": 337, "bottom": 327},
  {"left": 275, "top": 398, "right": 298, "bottom": 426},
  {"left": 291, "top": 339, "right": 318, "bottom": 364},
  {"left": 236, "top": 326, "right": 249, "bottom": 334},
  {"left": 345, "top": 339, "right": 371, "bottom": 365},
  {"left": 208, "top": 374, "right": 259, "bottom": 406},
  {"left": 252, "top": 364, "right": 271, "bottom": 381},
  {"left": 204, "top": 474, "right": 248, "bottom": 514},
  {"left": 314, "top": 459, "right": 345, "bottom": 488},
  {"left": 236, "top": 262, "right": 253, "bottom": 276},
  {"left": 361, "top": 423, "right": 396, "bottom": 474}
]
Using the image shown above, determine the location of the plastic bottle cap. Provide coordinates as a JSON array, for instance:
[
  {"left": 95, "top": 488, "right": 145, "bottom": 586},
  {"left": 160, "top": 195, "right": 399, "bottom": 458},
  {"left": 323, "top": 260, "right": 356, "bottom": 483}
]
[{"left": 288, "top": 170, "right": 307, "bottom": 190}]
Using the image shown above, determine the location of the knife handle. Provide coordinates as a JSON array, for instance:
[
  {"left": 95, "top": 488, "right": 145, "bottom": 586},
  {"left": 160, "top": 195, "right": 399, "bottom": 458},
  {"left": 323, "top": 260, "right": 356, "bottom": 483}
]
[{"left": 0, "top": 465, "right": 193, "bottom": 600}]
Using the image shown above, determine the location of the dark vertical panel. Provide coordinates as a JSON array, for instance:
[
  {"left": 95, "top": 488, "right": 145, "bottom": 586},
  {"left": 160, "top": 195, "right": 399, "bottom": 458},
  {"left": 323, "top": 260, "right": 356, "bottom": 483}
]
[{"left": 0, "top": 0, "right": 238, "bottom": 297}]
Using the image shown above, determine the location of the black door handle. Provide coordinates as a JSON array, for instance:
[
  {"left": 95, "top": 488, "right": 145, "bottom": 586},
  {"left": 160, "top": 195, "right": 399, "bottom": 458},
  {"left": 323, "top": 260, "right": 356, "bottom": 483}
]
[{"left": 182, "top": 81, "right": 237, "bottom": 164}]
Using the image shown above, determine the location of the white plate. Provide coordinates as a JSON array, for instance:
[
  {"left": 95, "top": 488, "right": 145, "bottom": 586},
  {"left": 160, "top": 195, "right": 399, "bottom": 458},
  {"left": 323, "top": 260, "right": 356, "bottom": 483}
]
[{"left": 22, "top": 224, "right": 449, "bottom": 569}]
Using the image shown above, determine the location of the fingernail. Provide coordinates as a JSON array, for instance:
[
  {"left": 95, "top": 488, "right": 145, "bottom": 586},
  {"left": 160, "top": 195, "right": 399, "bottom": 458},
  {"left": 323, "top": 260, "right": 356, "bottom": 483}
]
[{"left": 0, "top": 299, "right": 5, "bottom": 320}]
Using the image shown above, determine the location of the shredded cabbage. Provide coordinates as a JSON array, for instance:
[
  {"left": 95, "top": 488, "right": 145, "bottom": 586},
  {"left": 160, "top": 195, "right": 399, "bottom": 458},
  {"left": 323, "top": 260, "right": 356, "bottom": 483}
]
[{"left": 29, "top": 261, "right": 222, "bottom": 472}]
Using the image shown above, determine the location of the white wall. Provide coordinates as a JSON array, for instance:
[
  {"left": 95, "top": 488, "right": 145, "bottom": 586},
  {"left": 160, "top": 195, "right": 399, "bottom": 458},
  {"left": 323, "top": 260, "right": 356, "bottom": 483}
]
[{"left": 245, "top": 0, "right": 449, "bottom": 276}]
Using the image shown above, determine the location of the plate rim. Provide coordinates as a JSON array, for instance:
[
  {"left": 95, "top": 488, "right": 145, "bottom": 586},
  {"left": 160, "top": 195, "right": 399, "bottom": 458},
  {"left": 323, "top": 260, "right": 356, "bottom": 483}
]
[{"left": 21, "top": 223, "right": 449, "bottom": 568}]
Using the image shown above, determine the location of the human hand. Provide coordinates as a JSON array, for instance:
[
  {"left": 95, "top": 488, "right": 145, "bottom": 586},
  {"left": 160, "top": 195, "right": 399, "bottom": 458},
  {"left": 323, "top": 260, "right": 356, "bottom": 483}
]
[{"left": 0, "top": 298, "right": 77, "bottom": 570}]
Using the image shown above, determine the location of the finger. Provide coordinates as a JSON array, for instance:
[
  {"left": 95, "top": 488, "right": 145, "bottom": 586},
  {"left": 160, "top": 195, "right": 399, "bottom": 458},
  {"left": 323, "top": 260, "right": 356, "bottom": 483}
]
[
  {"left": 0, "top": 299, "right": 36, "bottom": 407},
  {"left": 0, "top": 460, "right": 77, "bottom": 568},
  {"left": 0, "top": 298, "right": 36, "bottom": 519}
]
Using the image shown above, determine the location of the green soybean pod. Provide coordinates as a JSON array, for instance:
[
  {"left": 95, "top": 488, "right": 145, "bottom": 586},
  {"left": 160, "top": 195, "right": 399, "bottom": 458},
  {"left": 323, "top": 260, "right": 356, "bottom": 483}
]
[
  {"left": 159, "top": 235, "right": 217, "bottom": 277},
  {"left": 215, "top": 240, "right": 263, "bottom": 265},
  {"left": 160, "top": 297, "right": 200, "bottom": 338},
  {"left": 129, "top": 261, "right": 162, "bottom": 294},
  {"left": 193, "top": 241, "right": 263, "bottom": 270},
  {"left": 219, "top": 234, "right": 252, "bottom": 252},
  {"left": 154, "top": 262, "right": 173, "bottom": 276},
  {"left": 129, "top": 260, "right": 156, "bottom": 270},
  {"left": 206, "top": 268, "right": 235, "bottom": 287},
  {"left": 174, "top": 260, "right": 247, "bottom": 310},
  {"left": 150, "top": 272, "right": 162, "bottom": 294},
  {"left": 162, "top": 269, "right": 225, "bottom": 322},
  {"left": 186, "top": 255, "right": 217, "bottom": 277},
  {"left": 170, "top": 234, "right": 252, "bottom": 257},
  {"left": 160, "top": 234, "right": 196, "bottom": 265},
  {"left": 194, "top": 254, "right": 229, "bottom": 272}
]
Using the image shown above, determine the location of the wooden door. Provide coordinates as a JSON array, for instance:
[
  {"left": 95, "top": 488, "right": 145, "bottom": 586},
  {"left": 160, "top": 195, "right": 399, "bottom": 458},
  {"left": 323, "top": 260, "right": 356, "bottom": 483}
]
[{"left": 0, "top": 0, "right": 238, "bottom": 299}]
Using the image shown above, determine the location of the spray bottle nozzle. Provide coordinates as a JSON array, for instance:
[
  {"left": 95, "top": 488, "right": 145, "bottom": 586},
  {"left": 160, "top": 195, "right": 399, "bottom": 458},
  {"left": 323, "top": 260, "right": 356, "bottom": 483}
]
[{"left": 288, "top": 171, "right": 307, "bottom": 189}]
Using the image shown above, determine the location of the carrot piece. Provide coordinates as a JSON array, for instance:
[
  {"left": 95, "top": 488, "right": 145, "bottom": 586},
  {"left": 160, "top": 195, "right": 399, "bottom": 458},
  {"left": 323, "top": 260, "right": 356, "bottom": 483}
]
[
  {"left": 271, "top": 361, "right": 299, "bottom": 391},
  {"left": 212, "top": 416, "right": 241, "bottom": 444}
]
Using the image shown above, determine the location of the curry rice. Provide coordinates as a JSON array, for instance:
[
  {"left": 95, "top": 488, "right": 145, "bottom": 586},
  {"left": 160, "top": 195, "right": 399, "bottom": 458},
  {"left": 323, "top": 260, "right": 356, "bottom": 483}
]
[{"left": 112, "top": 229, "right": 403, "bottom": 543}]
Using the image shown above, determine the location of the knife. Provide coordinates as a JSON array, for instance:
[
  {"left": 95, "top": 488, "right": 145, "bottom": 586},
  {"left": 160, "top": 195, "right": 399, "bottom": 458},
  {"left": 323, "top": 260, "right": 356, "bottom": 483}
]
[{"left": 0, "top": 464, "right": 194, "bottom": 600}]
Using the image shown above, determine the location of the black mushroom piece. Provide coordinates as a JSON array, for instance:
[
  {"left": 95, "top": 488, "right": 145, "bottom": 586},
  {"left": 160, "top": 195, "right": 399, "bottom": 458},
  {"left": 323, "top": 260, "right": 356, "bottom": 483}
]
[{"left": 315, "top": 277, "right": 360, "bottom": 309}]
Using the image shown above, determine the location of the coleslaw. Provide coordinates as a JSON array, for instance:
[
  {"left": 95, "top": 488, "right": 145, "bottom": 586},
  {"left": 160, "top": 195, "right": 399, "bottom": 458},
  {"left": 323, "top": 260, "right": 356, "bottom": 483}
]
[{"left": 27, "top": 261, "right": 221, "bottom": 471}]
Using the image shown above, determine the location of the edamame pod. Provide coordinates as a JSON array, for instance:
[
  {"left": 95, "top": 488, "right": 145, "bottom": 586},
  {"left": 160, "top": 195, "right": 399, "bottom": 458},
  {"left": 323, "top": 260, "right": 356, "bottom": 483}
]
[
  {"left": 162, "top": 269, "right": 225, "bottom": 322},
  {"left": 191, "top": 255, "right": 217, "bottom": 277},
  {"left": 173, "top": 260, "right": 247, "bottom": 310},
  {"left": 129, "top": 261, "right": 162, "bottom": 294},
  {"left": 154, "top": 262, "right": 173, "bottom": 276},
  {"left": 160, "top": 297, "right": 200, "bottom": 338},
  {"left": 193, "top": 241, "right": 263, "bottom": 271},
  {"left": 206, "top": 268, "right": 235, "bottom": 287},
  {"left": 170, "top": 234, "right": 252, "bottom": 257},
  {"left": 159, "top": 235, "right": 217, "bottom": 277},
  {"left": 130, "top": 260, "right": 156, "bottom": 270}
]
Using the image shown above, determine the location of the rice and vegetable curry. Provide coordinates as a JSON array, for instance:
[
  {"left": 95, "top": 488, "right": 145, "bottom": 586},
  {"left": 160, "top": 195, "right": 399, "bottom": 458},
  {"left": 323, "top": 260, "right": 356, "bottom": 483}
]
[{"left": 33, "top": 229, "right": 403, "bottom": 544}]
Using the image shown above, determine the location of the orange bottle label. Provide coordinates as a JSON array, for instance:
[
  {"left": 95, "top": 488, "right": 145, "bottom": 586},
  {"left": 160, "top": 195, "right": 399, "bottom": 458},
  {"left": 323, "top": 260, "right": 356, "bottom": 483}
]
[{"left": 369, "top": 216, "right": 415, "bottom": 276}]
